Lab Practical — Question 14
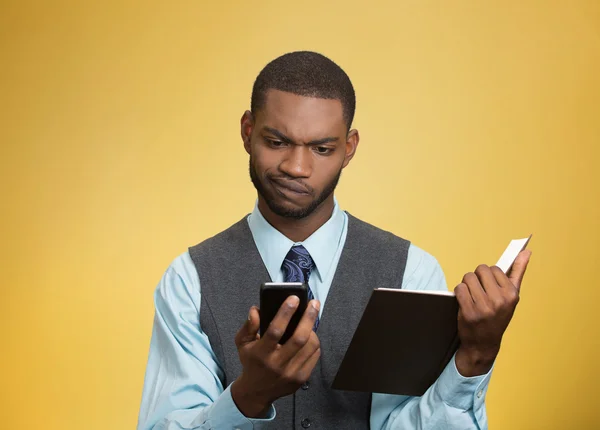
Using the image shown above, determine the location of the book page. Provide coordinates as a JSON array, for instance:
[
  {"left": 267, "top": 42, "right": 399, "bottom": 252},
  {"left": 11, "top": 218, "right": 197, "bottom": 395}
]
[
  {"left": 376, "top": 288, "right": 455, "bottom": 296},
  {"left": 496, "top": 235, "right": 532, "bottom": 273},
  {"left": 376, "top": 234, "right": 532, "bottom": 293}
]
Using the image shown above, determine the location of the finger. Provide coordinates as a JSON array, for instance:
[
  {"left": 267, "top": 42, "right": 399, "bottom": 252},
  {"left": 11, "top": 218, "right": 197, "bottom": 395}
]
[
  {"left": 490, "top": 266, "right": 515, "bottom": 289},
  {"left": 279, "top": 300, "right": 320, "bottom": 361},
  {"left": 295, "top": 343, "right": 322, "bottom": 382},
  {"left": 474, "top": 264, "right": 503, "bottom": 305},
  {"left": 462, "top": 272, "right": 488, "bottom": 305},
  {"left": 491, "top": 266, "right": 520, "bottom": 306},
  {"left": 285, "top": 330, "right": 321, "bottom": 372},
  {"left": 508, "top": 249, "right": 532, "bottom": 291},
  {"left": 454, "top": 282, "right": 475, "bottom": 318},
  {"left": 261, "top": 295, "right": 300, "bottom": 349},
  {"left": 235, "top": 306, "right": 260, "bottom": 347}
]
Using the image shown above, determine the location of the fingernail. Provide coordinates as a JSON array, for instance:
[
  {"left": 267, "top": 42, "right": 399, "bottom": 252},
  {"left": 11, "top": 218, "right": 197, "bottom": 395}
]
[
  {"left": 312, "top": 300, "right": 320, "bottom": 311},
  {"left": 248, "top": 308, "right": 252, "bottom": 321},
  {"left": 288, "top": 295, "right": 300, "bottom": 307}
]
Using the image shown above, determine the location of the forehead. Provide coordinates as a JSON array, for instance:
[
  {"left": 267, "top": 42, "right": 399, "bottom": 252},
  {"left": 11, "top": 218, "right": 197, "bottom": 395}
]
[{"left": 257, "top": 89, "right": 345, "bottom": 139}]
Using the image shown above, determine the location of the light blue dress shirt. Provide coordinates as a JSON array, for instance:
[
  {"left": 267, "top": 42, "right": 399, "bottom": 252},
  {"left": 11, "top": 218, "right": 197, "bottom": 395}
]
[{"left": 138, "top": 200, "right": 492, "bottom": 429}]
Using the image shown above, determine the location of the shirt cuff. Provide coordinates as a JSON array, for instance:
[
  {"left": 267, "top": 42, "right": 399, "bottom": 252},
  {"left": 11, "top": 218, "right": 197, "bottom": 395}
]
[
  {"left": 205, "top": 384, "right": 276, "bottom": 429},
  {"left": 435, "top": 353, "right": 493, "bottom": 411}
]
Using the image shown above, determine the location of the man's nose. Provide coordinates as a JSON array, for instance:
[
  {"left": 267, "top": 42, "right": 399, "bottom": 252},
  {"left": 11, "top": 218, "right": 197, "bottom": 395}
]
[{"left": 279, "top": 146, "right": 312, "bottom": 178}]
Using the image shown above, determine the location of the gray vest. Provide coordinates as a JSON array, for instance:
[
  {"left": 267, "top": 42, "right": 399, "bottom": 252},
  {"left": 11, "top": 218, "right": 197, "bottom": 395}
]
[{"left": 189, "top": 213, "right": 410, "bottom": 429}]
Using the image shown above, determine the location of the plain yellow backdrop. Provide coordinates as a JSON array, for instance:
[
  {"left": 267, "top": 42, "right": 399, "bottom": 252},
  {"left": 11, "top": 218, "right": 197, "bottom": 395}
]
[{"left": 1, "top": 1, "right": 599, "bottom": 429}]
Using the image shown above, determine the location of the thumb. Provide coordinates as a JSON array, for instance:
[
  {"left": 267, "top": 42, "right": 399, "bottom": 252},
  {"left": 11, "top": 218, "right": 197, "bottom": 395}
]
[
  {"left": 235, "top": 306, "right": 261, "bottom": 347},
  {"left": 508, "top": 249, "right": 532, "bottom": 291}
]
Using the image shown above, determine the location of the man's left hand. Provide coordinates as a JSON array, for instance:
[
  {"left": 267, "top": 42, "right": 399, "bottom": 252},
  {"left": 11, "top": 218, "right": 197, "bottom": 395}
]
[{"left": 454, "top": 249, "right": 532, "bottom": 377}]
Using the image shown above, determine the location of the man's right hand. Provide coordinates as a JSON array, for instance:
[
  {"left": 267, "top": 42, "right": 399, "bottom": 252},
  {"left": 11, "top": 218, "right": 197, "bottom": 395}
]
[{"left": 230, "top": 296, "right": 321, "bottom": 418}]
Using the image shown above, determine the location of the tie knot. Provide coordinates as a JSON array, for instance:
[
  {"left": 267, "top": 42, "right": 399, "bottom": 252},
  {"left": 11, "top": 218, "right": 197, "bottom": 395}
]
[{"left": 282, "top": 245, "right": 315, "bottom": 284}]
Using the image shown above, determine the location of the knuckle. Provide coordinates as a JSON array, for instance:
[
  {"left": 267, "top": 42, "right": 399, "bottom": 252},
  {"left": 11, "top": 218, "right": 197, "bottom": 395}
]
[
  {"left": 454, "top": 283, "right": 467, "bottom": 295},
  {"left": 475, "top": 264, "right": 489, "bottom": 275},
  {"left": 491, "top": 298, "right": 504, "bottom": 311},
  {"left": 491, "top": 265, "right": 503, "bottom": 276},
  {"left": 463, "top": 272, "right": 476, "bottom": 283},
  {"left": 506, "top": 288, "right": 520, "bottom": 305},
  {"left": 280, "top": 370, "right": 293, "bottom": 383},
  {"left": 290, "top": 335, "right": 309, "bottom": 348},
  {"left": 480, "top": 306, "right": 495, "bottom": 319},
  {"left": 465, "top": 312, "right": 482, "bottom": 324},
  {"left": 266, "top": 326, "right": 283, "bottom": 341},
  {"left": 307, "top": 339, "right": 320, "bottom": 354}
]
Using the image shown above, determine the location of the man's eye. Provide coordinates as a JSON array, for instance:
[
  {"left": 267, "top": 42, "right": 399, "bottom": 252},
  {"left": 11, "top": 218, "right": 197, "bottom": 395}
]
[
  {"left": 316, "top": 147, "right": 332, "bottom": 154},
  {"left": 269, "top": 140, "right": 285, "bottom": 147}
]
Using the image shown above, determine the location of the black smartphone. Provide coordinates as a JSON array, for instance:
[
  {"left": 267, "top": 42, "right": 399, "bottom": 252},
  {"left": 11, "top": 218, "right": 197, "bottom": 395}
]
[{"left": 260, "top": 282, "right": 308, "bottom": 344}]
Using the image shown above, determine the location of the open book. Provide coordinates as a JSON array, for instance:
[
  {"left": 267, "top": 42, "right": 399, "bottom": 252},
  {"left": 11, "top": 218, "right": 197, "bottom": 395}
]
[{"left": 331, "top": 235, "right": 531, "bottom": 396}]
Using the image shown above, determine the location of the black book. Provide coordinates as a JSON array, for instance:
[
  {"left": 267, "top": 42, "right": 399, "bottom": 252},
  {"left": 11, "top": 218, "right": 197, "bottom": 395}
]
[
  {"left": 332, "top": 235, "right": 531, "bottom": 396},
  {"left": 332, "top": 289, "right": 459, "bottom": 396}
]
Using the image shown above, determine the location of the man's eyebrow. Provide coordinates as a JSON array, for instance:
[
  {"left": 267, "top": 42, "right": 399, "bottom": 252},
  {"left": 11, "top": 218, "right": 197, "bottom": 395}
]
[
  {"left": 262, "top": 126, "right": 339, "bottom": 146},
  {"left": 307, "top": 136, "right": 339, "bottom": 146},
  {"left": 262, "top": 127, "right": 294, "bottom": 144}
]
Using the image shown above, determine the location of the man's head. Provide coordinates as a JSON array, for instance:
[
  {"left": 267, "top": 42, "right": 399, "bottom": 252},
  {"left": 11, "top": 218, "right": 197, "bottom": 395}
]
[
  {"left": 242, "top": 51, "right": 359, "bottom": 220},
  {"left": 251, "top": 51, "right": 356, "bottom": 132}
]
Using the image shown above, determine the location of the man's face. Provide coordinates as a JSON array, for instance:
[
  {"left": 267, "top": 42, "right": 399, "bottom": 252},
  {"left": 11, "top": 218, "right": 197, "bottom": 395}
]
[{"left": 242, "top": 89, "right": 358, "bottom": 219}]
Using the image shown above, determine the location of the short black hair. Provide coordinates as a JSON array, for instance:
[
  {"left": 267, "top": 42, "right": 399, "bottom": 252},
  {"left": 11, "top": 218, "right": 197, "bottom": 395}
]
[{"left": 250, "top": 51, "right": 356, "bottom": 130}]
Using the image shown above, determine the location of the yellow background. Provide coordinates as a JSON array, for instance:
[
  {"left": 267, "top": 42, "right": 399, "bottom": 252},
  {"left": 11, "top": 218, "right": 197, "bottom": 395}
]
[{"left": 1, "top": 1, "right": 598, "bottom": 429}]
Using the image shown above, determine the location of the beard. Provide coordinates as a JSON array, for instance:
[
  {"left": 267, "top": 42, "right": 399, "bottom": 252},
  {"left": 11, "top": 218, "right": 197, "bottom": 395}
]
[{"left": 249, "top": 157, "right": 342, "bottom": 219}]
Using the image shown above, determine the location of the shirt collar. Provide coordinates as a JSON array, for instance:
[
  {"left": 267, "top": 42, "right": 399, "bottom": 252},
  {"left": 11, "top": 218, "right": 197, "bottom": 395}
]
[{"left": 247, "top": 197, "right": 345, "bottom": 283}]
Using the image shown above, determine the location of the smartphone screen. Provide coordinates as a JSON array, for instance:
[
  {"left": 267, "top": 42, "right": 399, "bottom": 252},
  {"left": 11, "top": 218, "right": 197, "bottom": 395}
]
[{"left": 260, "top": 282, "right": 308, "bottom": 344}]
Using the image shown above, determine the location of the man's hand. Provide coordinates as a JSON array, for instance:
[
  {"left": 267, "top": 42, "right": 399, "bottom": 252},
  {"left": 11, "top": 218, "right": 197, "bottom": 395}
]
[
  {"left": 230, "top": 296, "right": 321, "bottom": 418},
  {"left": 454, "top": 249, "right": 532, "bottom": 377}
]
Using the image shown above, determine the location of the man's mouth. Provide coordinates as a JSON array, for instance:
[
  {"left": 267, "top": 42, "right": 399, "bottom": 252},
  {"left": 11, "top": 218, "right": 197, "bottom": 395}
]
[{"left": 270, "top": 178, "right": 311, "bottom": 195}]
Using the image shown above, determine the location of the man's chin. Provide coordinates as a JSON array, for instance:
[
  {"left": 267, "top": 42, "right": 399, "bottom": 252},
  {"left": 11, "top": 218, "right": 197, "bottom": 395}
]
[{"left": 264, "top": 198, "right": 316, "bottom": 219}]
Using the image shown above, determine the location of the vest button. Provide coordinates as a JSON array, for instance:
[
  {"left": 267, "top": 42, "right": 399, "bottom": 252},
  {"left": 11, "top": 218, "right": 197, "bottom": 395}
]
[
  {"left": 301, "top": 418, "right": 311, "bottom": 428},
  {"left": 301, "top": 381, "right": 309, "bottom": 390}
]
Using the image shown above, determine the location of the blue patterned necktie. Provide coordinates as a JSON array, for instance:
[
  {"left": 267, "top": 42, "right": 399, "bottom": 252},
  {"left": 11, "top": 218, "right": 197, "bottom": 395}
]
[{"left": 282, "top": 245, "right": 319, "bottom": 331}]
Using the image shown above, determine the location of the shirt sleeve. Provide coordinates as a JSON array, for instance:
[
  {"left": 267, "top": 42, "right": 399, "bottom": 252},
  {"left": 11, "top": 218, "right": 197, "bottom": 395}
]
[
  {"left": 137, "top": 252, "right": 276, "bottom": 430},
  {"left": 370, "top": 244, "right": 492, "bottom": 430}
]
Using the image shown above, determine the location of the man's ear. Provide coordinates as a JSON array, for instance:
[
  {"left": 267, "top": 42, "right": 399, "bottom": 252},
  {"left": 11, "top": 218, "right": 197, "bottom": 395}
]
[
  {"left": 342, "top": 129, "right": 360, "bottom": 168},
  {"left": 241, "top": 110, "right": 254, "bottom": 155}
]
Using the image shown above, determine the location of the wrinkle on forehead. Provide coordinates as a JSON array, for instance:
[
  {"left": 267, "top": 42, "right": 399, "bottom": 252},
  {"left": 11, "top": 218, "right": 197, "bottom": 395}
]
[{"left": 258, "top": 89, "right": 346, "bottom": 143}]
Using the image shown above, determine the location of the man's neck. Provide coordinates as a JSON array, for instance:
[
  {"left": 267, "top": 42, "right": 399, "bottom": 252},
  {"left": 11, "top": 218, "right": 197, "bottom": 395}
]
[{"left": 257, "top": 197, "right": 335, "bottom": 243}]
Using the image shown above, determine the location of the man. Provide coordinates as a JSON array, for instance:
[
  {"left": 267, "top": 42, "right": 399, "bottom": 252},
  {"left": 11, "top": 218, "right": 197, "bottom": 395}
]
[{"left": 137, "top": 51, "right": 531, "bottom": 429}]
